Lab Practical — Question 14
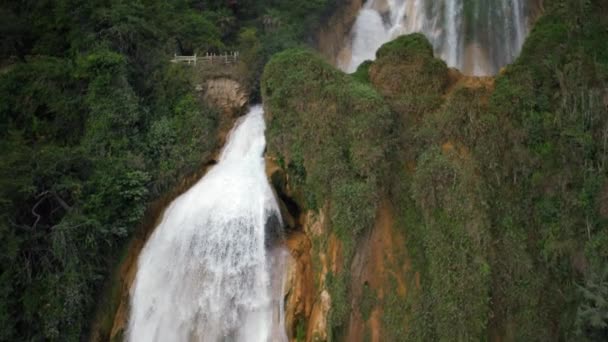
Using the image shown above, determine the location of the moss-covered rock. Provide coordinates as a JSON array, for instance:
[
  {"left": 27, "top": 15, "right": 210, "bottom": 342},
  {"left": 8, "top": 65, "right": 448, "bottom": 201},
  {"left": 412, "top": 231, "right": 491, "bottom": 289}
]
[
  {"left": 375, "top": 33, "right": 435, "bottom": 59},
  {"left": 262, "top": 48, "right": 396, "bottom": 338},
  {"left": 369, "top": 34, "right": 449, "bottom": 120},
  {"left": 351, "top": 60, "right": 372, "bottom": 84},
  {"left": 262, "top": 2, "right": 608, "bottom": 341},
  {"left": 262, "top": 48, "right": 394, "bottom": 239}
]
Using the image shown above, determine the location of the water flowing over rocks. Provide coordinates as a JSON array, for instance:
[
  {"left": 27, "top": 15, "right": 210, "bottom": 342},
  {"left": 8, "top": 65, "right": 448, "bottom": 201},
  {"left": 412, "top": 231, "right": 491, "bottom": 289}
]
[
  {"left": 127, "top": 106, "right": 287, "bottom": 342},
  {"left": 320, "top": 0, "right": 542, "bottom": 75},
  {"left": 316, "top": 0, "right": 365, "bottom": 65}
]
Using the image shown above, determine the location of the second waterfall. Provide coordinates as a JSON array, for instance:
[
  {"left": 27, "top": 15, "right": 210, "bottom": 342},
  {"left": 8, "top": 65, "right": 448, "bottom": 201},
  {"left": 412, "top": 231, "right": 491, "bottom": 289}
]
[
  {"left": 127, "top": 105, "right": 287, "bottom": 342},
  {"left": 344, "top": 0, "right": 533, "bottom": 75}
]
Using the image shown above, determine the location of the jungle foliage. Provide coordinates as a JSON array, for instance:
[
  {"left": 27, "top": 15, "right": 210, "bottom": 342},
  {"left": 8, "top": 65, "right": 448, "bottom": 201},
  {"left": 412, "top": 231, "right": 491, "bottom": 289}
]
[
  {"left": 0, "top": 0, "right": 333, "bottom": 340},
  {"left": 262, "top": 0, "right": 608, "bottom": 341},
  {"left": 262, "top": 48, "right": 396, "bottom": 336},
  {"left": 382, "top": 1, "right": 608, "bottom": 339},
  {"left": 381, "top": 0, "right": 608, "bottom": 340}
]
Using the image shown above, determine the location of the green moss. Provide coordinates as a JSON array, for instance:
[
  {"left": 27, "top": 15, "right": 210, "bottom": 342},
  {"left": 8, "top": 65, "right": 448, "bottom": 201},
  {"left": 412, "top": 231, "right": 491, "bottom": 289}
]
[
  {"left": 483, "top": 2, "right": 608, "bottom": 339},
  {"left": 351, "top": 60, "right": 372, "bottom": 83},
  {"left": 359, "top": 283, "right": 376, "bottom": 322},
  {"left": 326, "top": 271, "right": 349, "bottom": 338},
  {"left": 382, "top": 282, "right": 409, "bottom": 340},
  {"left": 409, "top": 147, "right": 491, "bottom": 341},
  {"left": 375, "top": 33, "right": 434, "bottom": 59},
  {"left": 262, "top": 48, "right": 395, "bottom": 337},
  {"left": 295, "top": 318, "right": 307, "bottom": 342},
  {"left": 369, "top": 34, "right": 448, "bottom": 121},
  {"left": 262, "top": 47, "right": 394, "bottom": 232}
]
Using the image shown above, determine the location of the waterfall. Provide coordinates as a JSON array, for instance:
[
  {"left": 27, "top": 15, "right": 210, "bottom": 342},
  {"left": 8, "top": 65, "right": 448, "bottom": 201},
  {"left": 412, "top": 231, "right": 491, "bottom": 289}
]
[
  {"left": 343, "top": 0, "right": 531, "bottom": 75},
  {"left": 127, "top": 105, "right": 287, "bottom": 342}
]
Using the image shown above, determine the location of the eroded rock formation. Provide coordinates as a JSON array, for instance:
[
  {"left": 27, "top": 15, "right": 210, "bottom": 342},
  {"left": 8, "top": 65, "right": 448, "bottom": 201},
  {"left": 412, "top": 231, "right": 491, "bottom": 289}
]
[{"left": 202, "top": 77, "right": 248, "bottom": 117}]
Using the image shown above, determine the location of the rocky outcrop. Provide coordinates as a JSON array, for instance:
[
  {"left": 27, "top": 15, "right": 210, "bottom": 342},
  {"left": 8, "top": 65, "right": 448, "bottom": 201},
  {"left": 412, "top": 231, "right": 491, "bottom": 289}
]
[
  {"left": 200, "top": 77, "right": 249, "bottom": 144},
  {"left": 284, "top": 209, "right": 344, "bottom": 342},
  {"left": 267, "top": 160, "right": 334, "bottom": 342},
  {"left": 284, "top": 231, "right": 314, "bottom": 339},
  {"left": 276, "top": 192, "right": 418, "bottom": 342},
  {"left": 276, "top": 196, "right": 418, "bottom": 342},
  {"left": 263, "top": 35, "right": 503, "bottom": 342},
  {"left": 307, "top": 290, "right": 332, "bottom": 342},
  {"left": 262, "top": 46, "right": 410, "bottom": 341},
  {"left": 202, "top": 77, "right": 248, "bottom": 116}
]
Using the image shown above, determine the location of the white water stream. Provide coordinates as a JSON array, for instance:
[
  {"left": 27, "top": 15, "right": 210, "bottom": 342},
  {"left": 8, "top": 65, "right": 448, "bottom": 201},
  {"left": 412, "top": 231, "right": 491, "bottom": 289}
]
[
  {"left": 344, "top": 0, "right": 530, "bottom": 75},
  {"left": 127, "top": 105, "right": 287, "bottom": 342}
]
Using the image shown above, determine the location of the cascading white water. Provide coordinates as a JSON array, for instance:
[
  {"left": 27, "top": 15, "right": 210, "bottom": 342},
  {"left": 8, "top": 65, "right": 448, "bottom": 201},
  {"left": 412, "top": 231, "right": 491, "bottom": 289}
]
[
  {"left": 127, "top": 105, "right": 287, "bottom": 342},
  {"left": 343, "top": 0, "right": 530, "bottom": 75},
  {"left": 349, "top": 8, "right": 390, "bottom": 73}
]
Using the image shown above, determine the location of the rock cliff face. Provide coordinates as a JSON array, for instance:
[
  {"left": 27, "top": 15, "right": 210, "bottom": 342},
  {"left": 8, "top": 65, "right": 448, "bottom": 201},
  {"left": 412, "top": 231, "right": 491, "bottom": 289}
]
[
  {"left": 276, "top": 202, "right": 346, "bottom": 342},
  {"left": 345, "top": 201, "right": 411, "bottom": 342},
  {"left": 269, "top": 0, "right": 608, "bottom": 335},
  {"left": 262, "top": 33, "right": 509, "bottom": 341},
  {"left": 262, "top": 47, "right": 404, "bottom": 341},
  {"left": 274, "top": 189, "right": 419, "bottom": 342},
  {"left": 202, "top": 77, "right": 248, "bottom": 117},
  {"left": 200, "top": 77, "right": 249, "bottom": 143},
  {"left": 267, "top": 161, "right": 336, "bottom": 342}
]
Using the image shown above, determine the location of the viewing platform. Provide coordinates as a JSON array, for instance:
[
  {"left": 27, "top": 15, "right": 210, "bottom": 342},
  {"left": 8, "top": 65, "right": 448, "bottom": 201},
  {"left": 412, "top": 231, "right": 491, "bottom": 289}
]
[{"left": 170, "top": 52, "right": 239, "bottom": 65}]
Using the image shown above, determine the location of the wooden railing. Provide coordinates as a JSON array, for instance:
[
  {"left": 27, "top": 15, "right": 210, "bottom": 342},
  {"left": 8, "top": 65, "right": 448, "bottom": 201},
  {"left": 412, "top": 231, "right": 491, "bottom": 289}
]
[
  {"left": 171, "top": 54, "right": 198, "bottom": 64},
  {"left": 171, "top": 52, "right": 239, "bottom": 65}
]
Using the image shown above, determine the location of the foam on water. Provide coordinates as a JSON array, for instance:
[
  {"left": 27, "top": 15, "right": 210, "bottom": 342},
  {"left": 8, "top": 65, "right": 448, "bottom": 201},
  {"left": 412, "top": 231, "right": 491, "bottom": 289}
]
[
  {"left": 343, "top": 0, "right": 530, "bottom": 75},
  {"left": 127, "top": 105, "right": 287, "bottom": 342}
]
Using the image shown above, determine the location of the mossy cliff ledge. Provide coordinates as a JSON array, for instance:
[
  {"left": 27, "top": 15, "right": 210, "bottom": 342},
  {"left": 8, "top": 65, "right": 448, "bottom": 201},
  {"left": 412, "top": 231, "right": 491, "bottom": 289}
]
[
  {"left": 262, "top": 48, "right": 398, "bottom": 341},
  {"left": 262, "top": 5, "right": 608, "bottom": 338}
]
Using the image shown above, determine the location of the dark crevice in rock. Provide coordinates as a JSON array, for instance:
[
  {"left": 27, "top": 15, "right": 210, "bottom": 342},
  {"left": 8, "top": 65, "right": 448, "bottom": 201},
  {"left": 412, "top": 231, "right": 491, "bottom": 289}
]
[
  {"left": 268, "top": 166, "right": 302, "bottom": 234},
  {"left": 265, "top": 212, "right": 284, "bottom": 248}
]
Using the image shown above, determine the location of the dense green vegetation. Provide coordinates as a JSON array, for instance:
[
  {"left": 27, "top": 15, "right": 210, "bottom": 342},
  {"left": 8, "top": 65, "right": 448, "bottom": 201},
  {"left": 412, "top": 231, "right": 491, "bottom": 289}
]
[
  {"left": 370, "top": 33, "right": 448, "bottom": 119},
  {"left": 388, "top": 1, "right": 608, "bottom": 340},
  {"left": 481, "top": 1, "right": 608, "bottom": 339},
  {"left": 262, "top": 0, "right": 608, "bottom": 341},
  {"left": 0, "top": 0, "right": 334, "bottom": 340},
  {"left": 380, "top": 1, "right": 607, "bottom": 339},
  {"left": 262, "top": 48, "right": 395, "bottom": 338}
]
